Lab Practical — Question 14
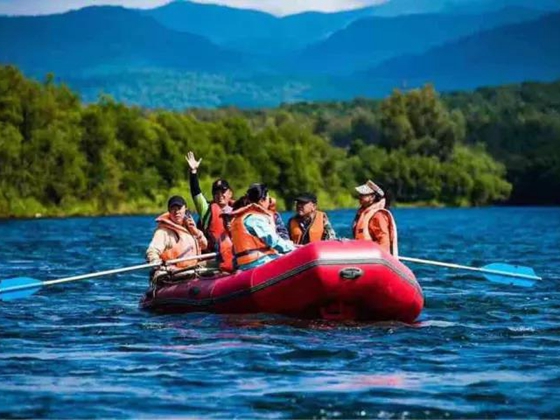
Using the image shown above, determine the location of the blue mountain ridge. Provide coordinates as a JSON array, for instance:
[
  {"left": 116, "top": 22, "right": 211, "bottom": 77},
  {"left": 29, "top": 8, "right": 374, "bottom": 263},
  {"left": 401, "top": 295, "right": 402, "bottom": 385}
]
[
  {"left": 290, "top": 7, "right": 548, "bottom": 75},
  {"left": 1, "top": 1, "right": 559, "bottom": 108},
  {"left": 0, "top": 6, "right": 245, "bottom": 77},
  {"left": 360, "top": 12, "right": 560, "bottom": 92}
]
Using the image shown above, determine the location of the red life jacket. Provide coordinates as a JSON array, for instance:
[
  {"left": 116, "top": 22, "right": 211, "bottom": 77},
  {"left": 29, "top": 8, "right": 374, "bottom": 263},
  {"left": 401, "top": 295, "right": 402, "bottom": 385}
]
[
  {"left": 289, "top": 211, "right": 326, "bottom": 245},
  {"left": 203, "top": 202, "right": 229, "bottom": 251},
  {"left": 156, "top": 213, "right": 201, "bottom": 268}
]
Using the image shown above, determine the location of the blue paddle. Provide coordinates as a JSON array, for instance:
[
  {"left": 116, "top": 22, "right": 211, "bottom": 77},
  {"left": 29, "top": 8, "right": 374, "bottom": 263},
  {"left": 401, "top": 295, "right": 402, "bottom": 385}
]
[
  {"left": 399, "top": 256, "right": 541, "bottom": 287},
  {"left": 0, "top": 253, "right": 217, "bottom": 302}
]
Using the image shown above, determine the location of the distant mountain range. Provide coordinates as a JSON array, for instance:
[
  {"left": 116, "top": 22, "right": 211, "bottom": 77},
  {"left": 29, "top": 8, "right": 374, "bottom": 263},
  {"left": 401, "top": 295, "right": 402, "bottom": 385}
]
[
  {"left": 0, "top": 6, "right": 243, "bottom": 76},
  {"left": 1, "top": 0, "right": 559, "bottom": 108},
  {"left": 362, "top": 12, "right": 560, "bottom": 92},
  {"left": 143, "top": 0, "right": 560, "bottom": 55},
  {"left": 359, "top": 0, "right": 560, "bottom": 16},
  {"left": 290, "top": 7, "right": 548, "bottom": 74}
]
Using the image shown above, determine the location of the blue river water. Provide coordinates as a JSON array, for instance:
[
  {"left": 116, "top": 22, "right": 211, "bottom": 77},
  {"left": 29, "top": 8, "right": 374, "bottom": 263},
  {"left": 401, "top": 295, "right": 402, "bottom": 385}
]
[{"left": 1, "top": 207, "right": 559, "bottom": 418}]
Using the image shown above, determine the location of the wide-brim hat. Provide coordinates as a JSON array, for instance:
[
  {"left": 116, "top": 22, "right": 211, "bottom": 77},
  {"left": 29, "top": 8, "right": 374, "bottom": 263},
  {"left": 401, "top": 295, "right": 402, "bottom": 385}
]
[{"left": 355, "top": 180, "right": 384, "bottom": 197}]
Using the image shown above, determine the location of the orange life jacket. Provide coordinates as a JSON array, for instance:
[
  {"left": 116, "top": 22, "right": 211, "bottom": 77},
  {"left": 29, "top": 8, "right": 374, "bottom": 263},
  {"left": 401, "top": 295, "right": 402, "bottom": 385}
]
[
  {"left": 156, "top": 213, "right": 201, "bottom": 268},
  {"left": 229, "top": 204, "right": 277, "bottom": 267},
  {"left": 353, "top": 206, "right": 398, "bottom": 256},
  {"left": 289, "top": 211, "right": 326, "bottom": 245},
  {"left": 203, "top": 202, "right": 229, "bottom": 252},
  {"left": 217, "top": 232, "right": 234, "bottom": 273}
]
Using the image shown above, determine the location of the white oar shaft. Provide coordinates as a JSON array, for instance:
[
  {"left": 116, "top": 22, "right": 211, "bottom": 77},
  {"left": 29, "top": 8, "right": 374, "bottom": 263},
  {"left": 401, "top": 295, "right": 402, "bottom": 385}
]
[
  {"left": 399, "top": 256, "right": 541, "bottom": 280},
  {"left": 0, "top": 253, "right": 218, "bottom": 294}
]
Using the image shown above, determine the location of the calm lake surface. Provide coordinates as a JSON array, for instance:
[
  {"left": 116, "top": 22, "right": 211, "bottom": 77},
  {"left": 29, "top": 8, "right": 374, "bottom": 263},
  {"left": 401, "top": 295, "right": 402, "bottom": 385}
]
[{"left": 1, "top": 207, "right": 559, "bottom": 418}]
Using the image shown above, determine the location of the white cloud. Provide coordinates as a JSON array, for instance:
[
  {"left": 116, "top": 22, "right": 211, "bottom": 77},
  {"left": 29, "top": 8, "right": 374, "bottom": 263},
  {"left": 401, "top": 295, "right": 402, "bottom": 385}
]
[
  {"left": 189, "top": 0, "right": 387, "bottom": 16},
  {"left": 0, "top": 0, "right": 387, "bottom": 17}
]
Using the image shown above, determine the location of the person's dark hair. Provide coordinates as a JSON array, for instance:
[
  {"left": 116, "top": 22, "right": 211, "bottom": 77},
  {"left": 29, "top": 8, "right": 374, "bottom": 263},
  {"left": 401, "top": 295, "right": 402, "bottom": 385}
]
[
  {"left": 232, "top": 195, "right": 250, "bottom": 210},
  {"left": 375, "top": 183, "right": 392, "bottom": 208},
  {"left": 246, "top": 183, "right": 268, "bottom": 203}
]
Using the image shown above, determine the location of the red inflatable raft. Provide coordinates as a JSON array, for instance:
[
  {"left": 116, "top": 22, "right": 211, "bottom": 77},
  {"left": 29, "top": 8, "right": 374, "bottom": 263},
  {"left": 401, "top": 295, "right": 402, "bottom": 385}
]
[{"left": 140, "top": 240, "right": 423, "bottom": 322}]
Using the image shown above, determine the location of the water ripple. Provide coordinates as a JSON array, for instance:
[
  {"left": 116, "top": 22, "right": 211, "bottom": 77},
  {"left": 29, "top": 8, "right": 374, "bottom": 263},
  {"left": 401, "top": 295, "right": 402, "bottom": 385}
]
[{"left": 1, "top": 208, "right": 559, "bottom": 418}]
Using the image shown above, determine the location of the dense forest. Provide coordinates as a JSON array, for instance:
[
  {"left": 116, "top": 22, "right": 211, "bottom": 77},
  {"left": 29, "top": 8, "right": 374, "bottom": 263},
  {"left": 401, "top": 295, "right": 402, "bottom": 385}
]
[
  {"left": 0, "top": 65, "right": 557, "bottom": 218},
  {"left": 270, "top": 81, "right": 560, "bottom": 205}
]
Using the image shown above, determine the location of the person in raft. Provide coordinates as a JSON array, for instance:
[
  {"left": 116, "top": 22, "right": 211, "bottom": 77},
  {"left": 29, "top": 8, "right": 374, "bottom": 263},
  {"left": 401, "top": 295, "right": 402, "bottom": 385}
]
[
  {"left": 288, "top": 192, "right": 336, "bottom": 245},
  {"left": 229, "top": 183, "right": 296, "bottom": 271},
  {"left": 268, "top": 196, "right": 290, "bottom": 240},
  {"left": 186, "top": 151, "right": 234, "bottom": 252},
  {"left": 146, "top": 195, "right": 208, "bottom": 284},
  {"left": 352, "top": 180, "right": 399, "bottom": 256}
]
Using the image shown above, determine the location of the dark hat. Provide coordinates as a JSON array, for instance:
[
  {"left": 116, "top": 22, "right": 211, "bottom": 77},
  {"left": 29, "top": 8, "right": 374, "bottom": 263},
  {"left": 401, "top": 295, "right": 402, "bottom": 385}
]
[
  {"left": 295, "top": 192, "right": 317, "bottom": 204},
  {"left": 212, "top": 178, "right": 231, "bottom": 193},
  {"left": 167, "top": 195, "right": 187, "bottom": 209}
]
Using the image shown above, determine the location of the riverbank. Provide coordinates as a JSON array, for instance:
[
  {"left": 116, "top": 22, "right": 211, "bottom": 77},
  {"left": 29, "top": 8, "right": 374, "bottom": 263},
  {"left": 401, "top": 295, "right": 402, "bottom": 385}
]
[{"left": 0, "top": 200, "right": 484, "bottom": 220}]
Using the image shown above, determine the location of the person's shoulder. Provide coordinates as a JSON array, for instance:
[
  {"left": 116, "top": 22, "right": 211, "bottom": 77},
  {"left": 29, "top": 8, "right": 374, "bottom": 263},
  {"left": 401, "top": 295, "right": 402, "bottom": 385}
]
[
  {"left": 245, "top": 213, "right": 271, "bottom": 231},
  {"left": 372, "top": 210, "right": 390, "bottom": 224},
  {"left": 377, "top": 208, "right": 392, "bottom": 218},
  {"left": 245, "top": 213, "right": 267, "bottom": 223},
  {"left": 153, "top": 226, "right": 172, "bottom": 236}
]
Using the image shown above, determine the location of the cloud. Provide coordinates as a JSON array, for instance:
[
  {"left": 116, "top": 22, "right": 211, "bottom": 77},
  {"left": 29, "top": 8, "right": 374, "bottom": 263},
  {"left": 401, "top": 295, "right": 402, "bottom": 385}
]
[
  {"left": 0, "top": 0, "right": 387, "bottom": 17},
  {"left": 190, "top": 0, "right": 387, "bottom": 16}
]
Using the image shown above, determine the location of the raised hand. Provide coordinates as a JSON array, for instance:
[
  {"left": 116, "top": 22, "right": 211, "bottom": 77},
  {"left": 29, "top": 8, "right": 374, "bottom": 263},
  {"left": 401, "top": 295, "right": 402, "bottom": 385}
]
[{"left": 185, "top": 151, "right": 202, "bottom": 173}]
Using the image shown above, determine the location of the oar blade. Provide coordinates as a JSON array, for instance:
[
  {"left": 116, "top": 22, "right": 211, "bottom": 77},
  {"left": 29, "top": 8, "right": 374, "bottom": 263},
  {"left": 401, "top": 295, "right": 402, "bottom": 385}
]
[
  {"left": 483, "top": 263, "right": 537, "bottom": 288},
  {"left": 0, "top": 277, "right": 43, "bottom": 301}
]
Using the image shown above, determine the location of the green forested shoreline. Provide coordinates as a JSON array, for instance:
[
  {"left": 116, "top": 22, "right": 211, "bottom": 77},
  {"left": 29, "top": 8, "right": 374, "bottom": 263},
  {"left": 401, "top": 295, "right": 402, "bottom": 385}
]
[{"left": 0, "top": 65, "right": 557, "bottom": 218}]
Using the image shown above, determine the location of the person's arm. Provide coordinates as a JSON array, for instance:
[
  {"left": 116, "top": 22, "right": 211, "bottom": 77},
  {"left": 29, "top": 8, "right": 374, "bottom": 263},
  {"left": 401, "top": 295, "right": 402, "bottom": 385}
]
[
  {"left": 186, "top": 152, "right": 210, "bottom": 219},
  {"left": 370, "top": 212, "right": 391, "bottom": 253},
  {"left": 185, "top": 213, "right": 208, "bottom": 251},
  {"left": 245, "top": 215, "right": 295, "bottom": 254},
  {"left": 274, "top": 212, "right": 290, "bottom": 240},
  {"left": 322, "top": 213, "right": 337, "bottom": 240},
  {"left": 194, "top": 230, "right": 208, "bottom": 251},
  {"left": 146, "top": 229, "right": 168, "bottom": 264},
  {"left": 189, "top": 171, "right": 209, "bottom": 218}
]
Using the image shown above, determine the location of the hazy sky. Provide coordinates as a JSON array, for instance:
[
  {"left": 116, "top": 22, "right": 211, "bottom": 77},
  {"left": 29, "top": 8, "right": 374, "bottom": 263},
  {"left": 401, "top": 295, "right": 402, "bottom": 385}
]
[{"left": 0, "top": 0, "right": 387, "bottom": 16}]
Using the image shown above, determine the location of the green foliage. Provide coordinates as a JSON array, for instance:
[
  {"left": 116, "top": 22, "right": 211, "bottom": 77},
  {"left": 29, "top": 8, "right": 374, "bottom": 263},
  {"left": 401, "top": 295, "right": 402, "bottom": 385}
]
[
  {"left": 445, "top": 81, "right": 560, "bottom": 204},
  {"left": 379, "top": 85, "right": 465, "bottom": 160},
  {"left": 2, "top": 65, "right": 541, "bottom": 218}
]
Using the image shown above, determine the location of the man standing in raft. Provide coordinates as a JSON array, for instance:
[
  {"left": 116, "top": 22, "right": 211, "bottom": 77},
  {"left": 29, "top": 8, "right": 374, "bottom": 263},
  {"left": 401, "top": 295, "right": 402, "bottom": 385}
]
[
  {"left": 288, "top": 192, "right": 336, "bottom": 245},
  {"left": 186, "top": 151, "right": 234, "bottom": 252},
  {"left": 353, "top": 180, "right": 399, "bottom": 257},
  {"left": 230, "top": 183, "right": 296, "bottom": 271},
  {"left": 146, "top": 195, "right": 208, "bottom": 283}
]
